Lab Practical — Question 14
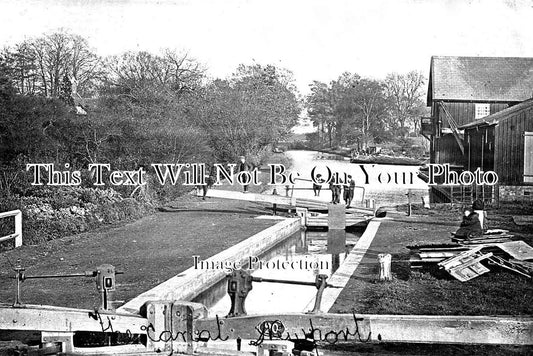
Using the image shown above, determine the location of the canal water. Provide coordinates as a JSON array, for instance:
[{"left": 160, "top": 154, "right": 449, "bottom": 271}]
[
  {"left": 192, "top": 229, "right": 362, "bottom": 317},
  {"left": 280, "top": 150, "right": 429, "bottom": 208}
]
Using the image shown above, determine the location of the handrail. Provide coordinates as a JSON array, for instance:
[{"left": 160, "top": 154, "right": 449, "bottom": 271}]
[{"left": 0, "top": 210, "right": 22, "bottom": 248}]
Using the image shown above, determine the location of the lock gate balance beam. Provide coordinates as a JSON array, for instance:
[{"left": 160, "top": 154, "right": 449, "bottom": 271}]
[
  {"left": 197, "top": 189, "right": 376, "bottom": 215},
  {"left": 1, "top": 305, "right": 532, "bottom": 349},
  {"left": 198, "top": 189, "right": 296, "bottom": 206}
]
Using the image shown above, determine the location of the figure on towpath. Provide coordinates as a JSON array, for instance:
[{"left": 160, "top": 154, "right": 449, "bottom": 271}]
[
  {"left": 344, "top": 175, "right": 355, "bottom": 208},
  {"left": 313, "top": 173, "right": 325, "bottom": 196},
  {"left": 198, "top": 168, "right": 215, "bottom": 200},
  {"left": 330, "top": 174, "right": 342, "bottom": 204},
  {"left": 237, "top": 156, "right": 253, "bottom": 193}
]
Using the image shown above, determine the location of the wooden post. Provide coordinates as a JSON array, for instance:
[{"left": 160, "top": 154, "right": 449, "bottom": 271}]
[
  {"left": 328, "top": 204, "right": 346, "bottom": 230},
  {"left": 14, "top": 210, "right": 22, "bottom": 248},
  {"left": 406, "top": 189, "right": 412, "bottom": 216},
  {"left": 295, "top": 208, "right": 308, "bottom": 227},
  {"left": 495, "top": 184, "right": 500, "bottom": 209},
  {"left": 378, "top": 253, "right": 392, "bottom": 281}
]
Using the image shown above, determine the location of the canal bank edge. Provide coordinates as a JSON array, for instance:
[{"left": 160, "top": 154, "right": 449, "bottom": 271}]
[
  {"left": 118, "top": 217, "right": 301, "bottom": 315},
  {"left": 304, "top": 219, "right": 382, "bottom": 313}
]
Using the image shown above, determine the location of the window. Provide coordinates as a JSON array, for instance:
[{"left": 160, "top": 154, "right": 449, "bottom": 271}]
[{"left": 475, "top": 104, "right": 491, "bottom": 119}]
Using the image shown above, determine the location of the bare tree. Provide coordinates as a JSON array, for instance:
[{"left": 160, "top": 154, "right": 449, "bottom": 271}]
[
  {"left": 1, "top": 30, "right": 102, "bottom": 97},
  {"left": 385, "top": 71, "right": 426, "bottom": 137},
  {"left": 104, "top": 49, "right": 205, "bottom": 103}
]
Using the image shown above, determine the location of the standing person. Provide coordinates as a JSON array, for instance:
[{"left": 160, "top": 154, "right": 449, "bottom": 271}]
[
  {"left": 329, "top": 178, "right": 336, "bottom": 203},
  {"left": 342, "top": 177, "right": 350, "bottom": 204},
  {"left": 313, "top": 174, "right": 325, "bottom": 196},
  {"left": 238, "top": 156, "right": 252, "bottom": 193},
  {"left": 344, "top": 175, "right": 355, "bottom": 208},
  {"left": 333, "top": 174, "right": 343, "bottom": 204},
  {"left": 201, "top": 169, "right": 215, "bottom": 200}
]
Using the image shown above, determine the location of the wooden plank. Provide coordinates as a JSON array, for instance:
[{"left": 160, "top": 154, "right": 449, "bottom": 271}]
[
  {"left": 306, "top": 219, "right": 381, "bottom": 312},
  {"left": 0, "top": 304, "right": 147, "bottom": 333},
  {"left": 0, "top": 233, "right": 19, "bottom": 243},
  {"left": 199, "top": 189, "right": 296, "bottom": 206},
  {"left": 524, "top": 132, "right": 533, "bottom": 183},
  {"left": 4, "top": 304, "right": 531, "bottom": 346},
  {"left": 195, "top": 313, "right": 533, "bottom": 345},
  {"left": 0, "top": 210, "right": 21, "bottom": 219}
]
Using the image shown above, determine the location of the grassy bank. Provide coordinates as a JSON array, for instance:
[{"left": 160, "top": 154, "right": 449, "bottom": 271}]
[{"left": 331, "top": 206, "right": 533, "bottom": 316}]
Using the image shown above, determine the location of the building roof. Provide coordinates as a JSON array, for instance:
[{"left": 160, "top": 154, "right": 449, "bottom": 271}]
[
  {"left": 427, "top": 56, "right": 533, "bottom": 105},
  {"left": 458, "top": 98, "right": 533, "bottom": 130}
]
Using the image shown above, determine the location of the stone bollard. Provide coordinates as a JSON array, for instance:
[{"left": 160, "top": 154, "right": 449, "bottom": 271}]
[{"left": 378, "top": 253, "right": 392, "bottom": 281}]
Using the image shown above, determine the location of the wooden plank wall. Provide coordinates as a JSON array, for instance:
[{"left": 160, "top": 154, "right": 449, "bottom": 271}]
[
  {"left": 435, "top": 134, "right": 464, "bottom": 166},
  {"left": 494, "top": 106, "right": 533, "bottom": 185},
  {"left": 465, "top": 126, "right": 495, "bottom": 172},
  {"left": 437, "top": 102, "right": 509, "bottom": 128}
]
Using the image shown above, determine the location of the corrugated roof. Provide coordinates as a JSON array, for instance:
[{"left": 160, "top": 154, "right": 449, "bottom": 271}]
[
  {"left": 458, "top": 98, "right": 533, "bottom": 129},
  {"left": 428, "top": 56, "right": 533, "bottom": 104}
]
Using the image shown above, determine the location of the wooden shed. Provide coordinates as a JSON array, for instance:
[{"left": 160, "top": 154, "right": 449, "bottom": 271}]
[
  {"left": 423, "top": 56, "right": 533, "bottom": 167},
  {"left": 459, "top": 99, "right": 533, "bottom": 186}
]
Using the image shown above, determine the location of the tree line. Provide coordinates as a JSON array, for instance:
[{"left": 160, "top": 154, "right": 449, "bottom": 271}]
[
  {"left": 0, "top": 30, "right": 300, "bottom": 196},
  {"left": 0, "top": 29, "right": 427, "bottom": 198},
  {"left": 305, "top": 71, "right": 427, "bottom": 150}
]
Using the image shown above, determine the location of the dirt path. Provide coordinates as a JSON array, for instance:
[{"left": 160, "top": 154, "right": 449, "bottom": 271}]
[{"left": 0, "top": 196, "right": 277, "bottom": 310}]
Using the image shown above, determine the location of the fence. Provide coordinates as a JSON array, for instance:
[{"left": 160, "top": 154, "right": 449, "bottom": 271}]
[
  {"left": 431, "top": 184, "right": 498, "bottom": 207},
  {"left": 0, "top": 210, "right": 22, "bottom": 248}
]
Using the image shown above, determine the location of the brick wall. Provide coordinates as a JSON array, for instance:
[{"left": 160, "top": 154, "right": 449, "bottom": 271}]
[{"left": 499, "top": 185, "right": 533, "bottom": 202}]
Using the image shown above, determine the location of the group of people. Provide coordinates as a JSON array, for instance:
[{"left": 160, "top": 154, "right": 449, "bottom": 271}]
[{"left": 312, "top": 173, "right": 356, "bottom": 208}]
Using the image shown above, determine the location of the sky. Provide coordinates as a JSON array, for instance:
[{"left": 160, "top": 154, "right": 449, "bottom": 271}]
[{"left": 0, "top": 0, "right": 532, "bottom": 96}]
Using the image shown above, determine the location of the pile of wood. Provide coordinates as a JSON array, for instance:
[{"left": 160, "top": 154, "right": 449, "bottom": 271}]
[
  {"left": 451, "top": 229, "right": 514, "bottom": 244},
  {"left": 408, "top": 237, "right": 533, "bottom": 282}
]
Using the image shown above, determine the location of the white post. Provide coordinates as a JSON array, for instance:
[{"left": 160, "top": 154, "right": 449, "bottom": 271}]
[
  {"left": 295, "top": 208, "right": 308, "bottom": 227},
  {"left": 378, "top": 253, "right": 392, "bottom": 281},
  {"left": 14, "top": 210, "right": 22, "bottom": 247}
]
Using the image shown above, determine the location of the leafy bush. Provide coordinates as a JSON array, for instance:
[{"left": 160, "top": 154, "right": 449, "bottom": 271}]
[{"left": 0, "top": 186, "right": 154, "bottom": 250}]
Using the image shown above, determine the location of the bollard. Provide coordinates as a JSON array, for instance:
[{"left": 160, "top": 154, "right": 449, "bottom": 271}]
[{"left": 378, "top": 254, "right": 392, "bottom": 281}]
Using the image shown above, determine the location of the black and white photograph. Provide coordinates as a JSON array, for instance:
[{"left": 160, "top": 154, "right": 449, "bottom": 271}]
[{"left": 0, "top": 0, "right": 532, "bottom": 355}]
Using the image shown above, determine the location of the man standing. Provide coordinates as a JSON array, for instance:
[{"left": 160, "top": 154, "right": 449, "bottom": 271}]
[
  {"left": 238, "top": 156, "right": 252, "bottom": 193},
  {"left": 313, "top": 173, "right": 325, "bottom": 196},
  {"left": 329, "top": 178, "right": 336, "bottom": 203},
  {"left": 344, "top": 175, "right": 355, "bottom": 208},
  {"left": 333, "top": 174, "right": 343, "bottom": 204}
]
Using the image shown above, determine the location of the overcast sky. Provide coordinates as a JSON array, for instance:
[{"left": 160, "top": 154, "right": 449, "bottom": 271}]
[{"left": 1, "top": 0, "right": 533, "bottom": 95}]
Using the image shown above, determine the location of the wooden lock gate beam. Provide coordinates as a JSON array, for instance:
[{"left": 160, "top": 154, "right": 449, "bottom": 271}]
[{"left": 1, "top": 303, "right": 533, "bottom": 355}]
